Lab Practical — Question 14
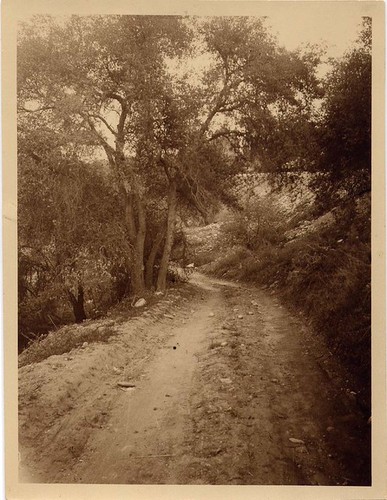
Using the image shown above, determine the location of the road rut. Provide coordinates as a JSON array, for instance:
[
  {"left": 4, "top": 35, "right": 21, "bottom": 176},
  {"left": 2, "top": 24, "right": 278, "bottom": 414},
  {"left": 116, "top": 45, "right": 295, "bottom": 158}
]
[{"left": 18, "top": 273, "right": 370, "bottom": 485}]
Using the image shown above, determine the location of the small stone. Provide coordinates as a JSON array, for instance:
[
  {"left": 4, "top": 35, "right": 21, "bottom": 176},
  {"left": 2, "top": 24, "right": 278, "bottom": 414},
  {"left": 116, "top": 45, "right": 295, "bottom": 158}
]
[
  {"left": 220, "top": 377, "right": 232, "bottom": 384},
  {"left": 209, "top": 312, "right": 215, "bottom": 317},
  {"left": 82, "top": 342, "right": 88, "bottom": 348},
  {"left": 220, "top": 341, "right": 228, "bottom": 347},
  {"left": 134, "top": 298, "right": 146, "bottom": 307},
  {"left": 117, "top": 381, "right": 136, "bottom": 388},
  {"left": 289, "top": 438, "right": 305, "bottom": 444},
  {"left": 155, "top": 291, "right": 163, "bottom": 296},
  {"left": 164, "top": 314, "right": 174, "bottom": 319},
  {"left": 326, "top": 426, "right": 335, "bottom": 432},
  {"left": 248, "top": 311, "right": 254, "bottom": 315},
  {"left": 233, "top": 308, "right": 239, "bottom": 312},
  {"left": 237, "top": 315, "right": 243, "bottom": 319},
  {"left": 271, "top": 378, "right": 279, "bottom": 383}
]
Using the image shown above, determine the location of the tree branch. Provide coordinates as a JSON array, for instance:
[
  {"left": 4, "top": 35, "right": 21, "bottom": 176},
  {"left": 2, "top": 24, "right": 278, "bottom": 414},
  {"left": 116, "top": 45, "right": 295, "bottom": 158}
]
[
  {"left": 199, "top": 76, "right": 244, "bottom": 138},
  {"left": 19, "top": 105, "right": 55, "bottom": 113},
  {"left": 88, "top": 114, "right": 117, "bottom": 137},
  {"left": 85, "top": 116, "right": 115, "bottom": 157},
  {"left": 208, "top": 130, "right": 246, "bottom": 142},
  {"left": 104, "top": 91, "right": 126, "bottom": 108}
]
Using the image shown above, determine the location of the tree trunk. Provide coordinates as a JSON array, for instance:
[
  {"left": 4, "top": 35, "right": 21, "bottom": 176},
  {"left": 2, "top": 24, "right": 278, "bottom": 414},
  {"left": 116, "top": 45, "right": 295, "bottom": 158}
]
[
  {"left": 124, "top": 192, "right": 146, "bottom": 295},
  {"left": 145, "top": 228, "right": 165, "bottom": 289},
  {"left": 130, "top": 250, "right": 145, "bottom": 295},
  {"left": 157, "top": 181, "right": 177, "bottom": 292},
  {"left": 100, "top": 132, "right": 146, "bottom": 295},
  {"left": 67, "top": 284, "right": 87, "bottom": 323}
]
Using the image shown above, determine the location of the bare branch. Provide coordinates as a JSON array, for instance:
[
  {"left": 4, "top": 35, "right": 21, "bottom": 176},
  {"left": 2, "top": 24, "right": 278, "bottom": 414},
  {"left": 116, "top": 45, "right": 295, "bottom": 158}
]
[
  {"left": 19, "top": 105, "right": 55, "bottom": 113},
  {"left": 208, "top": 130, "right": 246, "bottom": 142},
  {"left": 88, "top": 114, "right": 117, "bottom": 137},
  {"left": 85, "top": 116, "right": 115, "bottom": 157},
  {"left": 104, "top": 91, "right": 126, "bottom": 108}
]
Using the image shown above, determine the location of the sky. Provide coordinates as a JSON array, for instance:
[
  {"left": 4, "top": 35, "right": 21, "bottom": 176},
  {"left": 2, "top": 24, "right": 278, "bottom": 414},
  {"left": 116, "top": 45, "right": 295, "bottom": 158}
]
[{"left": 265, "top": 11, "right": 364, "bottom": 59}]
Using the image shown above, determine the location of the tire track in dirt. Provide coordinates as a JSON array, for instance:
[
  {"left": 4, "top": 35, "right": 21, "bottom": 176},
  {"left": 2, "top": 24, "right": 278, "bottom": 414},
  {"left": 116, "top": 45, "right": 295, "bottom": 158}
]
[
  {"left": 66, "top": 279, "right": 225, "bottom": 484},
  {"left": 19, "top": 273, "right": 370, "bottom": 485},
  {"left": 176, "top": 279, "right": 371, "bottom": 485}
]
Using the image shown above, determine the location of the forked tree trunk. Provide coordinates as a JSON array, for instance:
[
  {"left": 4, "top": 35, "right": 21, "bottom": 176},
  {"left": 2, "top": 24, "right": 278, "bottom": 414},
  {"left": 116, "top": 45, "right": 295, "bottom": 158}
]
[
  {"left": 145, "top": 227, "right": 165, "bottom": 289},
  {"left": 67, "top": 284, "right": 87, "bottom": 323},
  {"left": 157, "top": 181, "right": 177, "bottom": 292}
]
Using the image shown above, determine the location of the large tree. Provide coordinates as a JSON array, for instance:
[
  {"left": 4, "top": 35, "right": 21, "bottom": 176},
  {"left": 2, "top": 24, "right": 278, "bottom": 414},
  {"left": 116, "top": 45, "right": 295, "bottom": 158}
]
[
  {"left": 18, "top": 15, "right": 192, "bottom": 294},
  {"left": 18, "top": 15, "right": 321, "bottom": 297},
  {"left": 310, "top": 17, "right": 371, "bottom": 209}
]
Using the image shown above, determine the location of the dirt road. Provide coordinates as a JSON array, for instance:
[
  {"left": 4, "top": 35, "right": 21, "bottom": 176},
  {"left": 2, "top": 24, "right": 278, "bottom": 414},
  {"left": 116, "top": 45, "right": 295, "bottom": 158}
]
[{"left": 18, "top": 273, "right": 370, "bottom": 485}]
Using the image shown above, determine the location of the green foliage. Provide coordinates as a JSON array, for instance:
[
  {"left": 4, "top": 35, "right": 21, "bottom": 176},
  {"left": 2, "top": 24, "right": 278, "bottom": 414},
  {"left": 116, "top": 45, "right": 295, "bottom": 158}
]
[
  {"left": 18, "top": 322, "right": 118, "bottom": 368},
  {"left": 207, "top": 190, "right": 371, "bottom": 408},
  {"left": 310, "top": 18, "right": 371, "bottom": 209},
  {"left": 221, "top": 196, "right": 287, "bottom": 251},
  {"left": 17, "top": 149, "right": 128, "bottom": 344},
  {"left": 17, "top": 14, "right": 370, "bottom": 372}
]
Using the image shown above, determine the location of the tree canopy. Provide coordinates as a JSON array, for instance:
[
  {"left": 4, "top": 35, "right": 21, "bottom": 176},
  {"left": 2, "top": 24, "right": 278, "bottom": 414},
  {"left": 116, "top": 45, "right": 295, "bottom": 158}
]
[
  {"left": 17, "top": 14, "right": 370, "bottom": 340},
  {"left": 310, "top": 17, "right": 371, "bottom": 208}
]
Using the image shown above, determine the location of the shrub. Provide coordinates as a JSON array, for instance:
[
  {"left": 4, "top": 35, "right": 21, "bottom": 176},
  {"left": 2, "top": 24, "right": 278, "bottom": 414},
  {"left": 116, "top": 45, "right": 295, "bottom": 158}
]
[{"left": 206, "top": 194, "right": 371, "bottom": 410}]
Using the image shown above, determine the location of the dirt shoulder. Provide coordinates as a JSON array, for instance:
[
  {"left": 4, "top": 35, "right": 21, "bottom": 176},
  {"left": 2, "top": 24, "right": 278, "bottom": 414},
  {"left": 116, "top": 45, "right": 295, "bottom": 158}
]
[{"left": 18, "top": 273, "right": 371, "bottom": 485}]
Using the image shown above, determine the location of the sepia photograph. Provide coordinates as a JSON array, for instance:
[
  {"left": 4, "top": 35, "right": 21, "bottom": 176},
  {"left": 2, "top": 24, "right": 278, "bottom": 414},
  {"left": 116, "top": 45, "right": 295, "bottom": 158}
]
[{"left": 2, "top": 1, "right": 386, "bottom": 498}]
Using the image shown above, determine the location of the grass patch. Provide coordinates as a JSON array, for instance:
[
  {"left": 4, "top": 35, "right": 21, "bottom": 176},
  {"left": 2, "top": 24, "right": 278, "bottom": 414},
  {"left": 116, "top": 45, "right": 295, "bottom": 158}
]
[
  {"left": 18, "top": 322, "right": 118, "bottom": 368},
  {"left": 205, "top": 199, "right": 371, "bottom": 411}
]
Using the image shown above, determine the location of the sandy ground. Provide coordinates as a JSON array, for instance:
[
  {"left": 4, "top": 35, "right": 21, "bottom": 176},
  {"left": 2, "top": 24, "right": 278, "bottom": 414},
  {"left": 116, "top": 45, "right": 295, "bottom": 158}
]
[{"left": 18, "top": 273, "right": 371, "bottom": 485}]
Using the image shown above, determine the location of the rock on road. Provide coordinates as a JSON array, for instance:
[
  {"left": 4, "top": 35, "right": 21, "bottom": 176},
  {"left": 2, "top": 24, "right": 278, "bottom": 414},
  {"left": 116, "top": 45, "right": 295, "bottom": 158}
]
[{"left": 18, "top": 273, "right": 370, "bottom": 485}]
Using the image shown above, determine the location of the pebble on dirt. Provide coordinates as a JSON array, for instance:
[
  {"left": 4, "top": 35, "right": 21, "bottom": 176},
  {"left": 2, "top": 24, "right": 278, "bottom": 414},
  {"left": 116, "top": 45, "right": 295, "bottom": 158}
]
[
  {"left": 237, "top": 315, "right": 244, "bottom": 319},
  {"left": 117, "top": 382, "right": 136, "bottom": 388},
  {"left": 209, "top": 312, "right": 215, "bottom": 317},
  {"left": 289, "top": 438, "right": 305, "bottom": 444},
  {"left": 134, "top": 298, "right": 146, "bottom": 308}
]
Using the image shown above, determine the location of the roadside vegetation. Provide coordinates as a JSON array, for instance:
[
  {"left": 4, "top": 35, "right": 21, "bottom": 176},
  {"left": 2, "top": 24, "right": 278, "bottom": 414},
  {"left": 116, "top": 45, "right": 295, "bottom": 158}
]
[
  {"left": 18, "top": 13, "right": 371, "bottom": 411},
  {"left": 18, "top": 15, "right": 322, "bottom": 346},
  {"left": 198, "top": 19, "right": 371, "bottom": 410}
]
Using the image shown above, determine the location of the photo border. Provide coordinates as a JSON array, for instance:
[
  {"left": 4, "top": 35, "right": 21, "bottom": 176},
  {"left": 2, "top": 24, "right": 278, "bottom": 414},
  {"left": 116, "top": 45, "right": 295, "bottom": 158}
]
[{"left": 3, "top": 1, "right": 386, "bottom": 498}]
